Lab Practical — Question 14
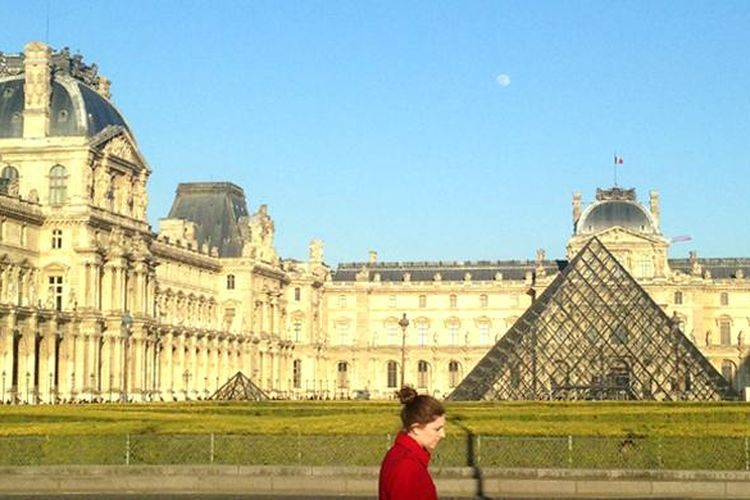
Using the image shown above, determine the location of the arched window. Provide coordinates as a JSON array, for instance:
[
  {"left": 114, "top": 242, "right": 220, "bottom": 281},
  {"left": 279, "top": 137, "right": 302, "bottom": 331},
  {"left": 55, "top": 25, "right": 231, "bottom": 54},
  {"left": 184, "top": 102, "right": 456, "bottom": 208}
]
[
  {"left": 1, "top": 165, "right": 18, "bottom": 180},
  {"left": 721, "top": 360, "right": 736, "bottom": 387},
  {"left": 293, "top": 359, "right": 302, "bottom": 389},
  {"left": 448, "top": 360, "right": 461, "bottom": 388},
  {"left": 49, "top": 165, "right": 67, "bottom": 205},
  {"left": 337, "top": 361, "right": 349, "bottom": 390},
  {"left": 386, "top": 360, "right": 398, "bottom": 388},
  {"left": 226, "top": 274, "right": 235, "bottom": 290},
  {"left": 417, "top": 360, "right": 430, "bottom": 389}
]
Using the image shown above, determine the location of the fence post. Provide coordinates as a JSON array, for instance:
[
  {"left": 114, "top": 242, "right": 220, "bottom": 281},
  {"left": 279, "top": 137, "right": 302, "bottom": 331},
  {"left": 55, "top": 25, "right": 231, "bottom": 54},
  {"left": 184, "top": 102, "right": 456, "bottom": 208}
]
[
  {"left": 125, "top": 434, "right": 130, "bottom": 466},
  {"left": 567, "top": 435, "right": 573, "bottom": 467},
  {"left": 657, "top": 436, "right": 663, "bottom": 469},
  {"left": 745, "top": 437, "right": 749, "bottom": 471},
  {"left": 210, "top": 433, "right": 215, "bottom": 464},
  {"left": 297, "top": 430, "right": 302, "bottom": 465}
]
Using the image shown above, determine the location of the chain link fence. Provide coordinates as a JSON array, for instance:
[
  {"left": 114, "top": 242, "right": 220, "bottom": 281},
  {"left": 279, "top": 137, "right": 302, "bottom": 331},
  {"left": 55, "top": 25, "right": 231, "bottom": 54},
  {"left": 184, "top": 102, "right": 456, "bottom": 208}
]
[{"left": 0, "top": 434, "right": 748, "bottom": 470}]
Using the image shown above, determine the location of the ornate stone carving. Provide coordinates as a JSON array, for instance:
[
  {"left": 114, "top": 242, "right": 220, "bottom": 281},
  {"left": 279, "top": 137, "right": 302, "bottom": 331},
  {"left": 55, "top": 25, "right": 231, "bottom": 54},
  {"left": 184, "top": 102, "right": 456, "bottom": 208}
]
[{"left": 104, "top": 136, "right": 136, "bottom": 163}]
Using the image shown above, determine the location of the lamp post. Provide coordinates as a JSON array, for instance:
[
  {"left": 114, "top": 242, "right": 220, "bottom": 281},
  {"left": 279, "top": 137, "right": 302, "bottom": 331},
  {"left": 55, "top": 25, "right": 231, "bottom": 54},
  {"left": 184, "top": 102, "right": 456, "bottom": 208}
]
[
  {"left": 183, "top": 370, "right": 190, "bottom": 400},
  {"left": 398, "top": 313, "right": 409, "bottom": 388}
]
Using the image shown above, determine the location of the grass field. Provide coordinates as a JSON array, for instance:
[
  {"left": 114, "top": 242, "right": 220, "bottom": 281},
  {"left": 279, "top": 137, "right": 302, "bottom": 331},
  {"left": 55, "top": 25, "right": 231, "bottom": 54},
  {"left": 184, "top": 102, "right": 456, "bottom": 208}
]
[{"left": 0, "top": 400, "right": 748, "bottom": 438}]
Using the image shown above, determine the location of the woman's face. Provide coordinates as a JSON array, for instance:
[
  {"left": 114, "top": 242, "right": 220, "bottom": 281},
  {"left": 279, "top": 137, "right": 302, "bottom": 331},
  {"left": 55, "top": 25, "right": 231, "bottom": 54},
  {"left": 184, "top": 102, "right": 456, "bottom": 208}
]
[{"left": 410, "top": 415, "right": 446, "bottom": 452}]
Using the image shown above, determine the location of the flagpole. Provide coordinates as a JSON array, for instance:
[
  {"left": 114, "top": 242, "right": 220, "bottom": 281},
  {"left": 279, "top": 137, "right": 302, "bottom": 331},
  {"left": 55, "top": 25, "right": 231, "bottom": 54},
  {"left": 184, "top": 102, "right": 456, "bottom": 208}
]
[{"left": 613, "top": 153, "right": 617, "bottom": 187}]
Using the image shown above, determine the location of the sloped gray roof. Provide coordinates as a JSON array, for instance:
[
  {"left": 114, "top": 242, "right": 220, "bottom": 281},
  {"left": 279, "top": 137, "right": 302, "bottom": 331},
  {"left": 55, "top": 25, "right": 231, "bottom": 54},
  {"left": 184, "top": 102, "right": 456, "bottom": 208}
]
[
  {"left": 332, "top": 259, "right": 567, "bottom": 282},
  {"left": 668, "top": 258, "right": 750, "bottom": 280},
  {"left": 166, "top": 182, "right": 249, "bottom": 257}
]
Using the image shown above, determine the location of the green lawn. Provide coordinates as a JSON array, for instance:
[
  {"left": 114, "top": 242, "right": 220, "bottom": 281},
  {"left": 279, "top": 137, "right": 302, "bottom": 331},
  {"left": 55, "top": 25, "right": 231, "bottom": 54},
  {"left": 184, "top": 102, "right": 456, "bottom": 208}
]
[{"left": 0, "top": 400, "right": 748, "bottom": 438}]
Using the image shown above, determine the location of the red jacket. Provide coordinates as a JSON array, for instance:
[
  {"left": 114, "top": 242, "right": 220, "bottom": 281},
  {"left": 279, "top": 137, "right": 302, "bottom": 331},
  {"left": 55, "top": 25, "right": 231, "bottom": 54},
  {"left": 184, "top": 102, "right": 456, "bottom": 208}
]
[{"left": 379, "top": 432, "right": 438, "bottom": 500}]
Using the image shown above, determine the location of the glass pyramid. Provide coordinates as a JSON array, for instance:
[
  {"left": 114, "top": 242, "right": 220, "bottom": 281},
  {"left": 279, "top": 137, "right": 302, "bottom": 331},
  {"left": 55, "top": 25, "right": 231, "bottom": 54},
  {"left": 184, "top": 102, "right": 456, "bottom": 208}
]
[{"left": 448, "top": 238, "right": 737, "bottom": 401}]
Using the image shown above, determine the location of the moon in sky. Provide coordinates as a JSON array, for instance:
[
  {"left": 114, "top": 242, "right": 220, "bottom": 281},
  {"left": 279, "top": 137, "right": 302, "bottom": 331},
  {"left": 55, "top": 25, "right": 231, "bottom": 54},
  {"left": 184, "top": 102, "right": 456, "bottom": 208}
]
[{"left": 496, "top": 73, "right": 511, "bottom": 87}]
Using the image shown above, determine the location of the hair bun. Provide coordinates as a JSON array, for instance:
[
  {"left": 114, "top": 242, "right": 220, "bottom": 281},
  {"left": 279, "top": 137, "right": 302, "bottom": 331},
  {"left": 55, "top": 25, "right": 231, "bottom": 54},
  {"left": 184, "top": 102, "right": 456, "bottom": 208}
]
[{"left": 397, "top": 386, "right": 418, "bottom": 405}]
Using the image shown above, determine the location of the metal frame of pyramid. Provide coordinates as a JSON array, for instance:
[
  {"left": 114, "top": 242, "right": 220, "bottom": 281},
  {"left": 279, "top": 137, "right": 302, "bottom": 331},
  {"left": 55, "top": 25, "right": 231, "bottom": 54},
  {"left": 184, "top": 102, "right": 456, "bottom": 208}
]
[
  {"left": 209, "top": 371, "right": 269, "bottom": 401},
  {"left": 448, "top": 237, "right": 738, "bottom": 401}
]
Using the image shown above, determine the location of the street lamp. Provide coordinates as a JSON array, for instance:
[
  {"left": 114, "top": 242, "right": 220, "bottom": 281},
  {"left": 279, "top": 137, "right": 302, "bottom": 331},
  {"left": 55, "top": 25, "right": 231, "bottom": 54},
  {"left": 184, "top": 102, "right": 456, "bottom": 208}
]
[
  {"left": 399, "top": 313, "right": 410, "bottom": 388},
  {"left": 183, "top": 370, "right": 190, "bottom": 400}
]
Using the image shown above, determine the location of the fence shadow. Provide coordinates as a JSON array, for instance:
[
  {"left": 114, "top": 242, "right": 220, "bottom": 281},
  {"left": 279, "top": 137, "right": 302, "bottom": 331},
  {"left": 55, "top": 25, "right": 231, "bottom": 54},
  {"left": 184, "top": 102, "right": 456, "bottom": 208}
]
[{"left": 453, "top": 420, "right": 489, "bottom": 500}]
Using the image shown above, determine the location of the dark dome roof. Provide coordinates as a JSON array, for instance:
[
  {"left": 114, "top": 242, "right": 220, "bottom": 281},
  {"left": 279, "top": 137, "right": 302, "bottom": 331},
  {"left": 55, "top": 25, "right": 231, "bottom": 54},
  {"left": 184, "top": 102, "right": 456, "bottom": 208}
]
[
  {"left": 0, "top": 74, "right": 129, "bottom": 139},
  {"left": 577, "top": 200, "right": 656, "bottom": 235}
]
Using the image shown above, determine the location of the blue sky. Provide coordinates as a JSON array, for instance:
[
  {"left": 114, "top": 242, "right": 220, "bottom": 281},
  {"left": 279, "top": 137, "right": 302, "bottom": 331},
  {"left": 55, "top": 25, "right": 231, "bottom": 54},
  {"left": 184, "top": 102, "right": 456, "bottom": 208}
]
[{"left": 5, "top": 1, "right": 750, "bottom": 264}]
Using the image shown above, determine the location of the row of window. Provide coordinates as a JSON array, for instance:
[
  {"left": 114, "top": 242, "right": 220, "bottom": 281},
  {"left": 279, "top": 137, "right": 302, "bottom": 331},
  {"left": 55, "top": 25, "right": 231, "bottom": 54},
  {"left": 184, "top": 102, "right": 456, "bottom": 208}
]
[
  {"left": 1, "top": 165, "right": 67, "bottom": 205},
  {"left": 290, "top": 359, "right": 463, "bottom": 390},
  {"left": 336, "top": 293, "right": 497, "bottom": 309},
  {"left": 673, "top": 291, "right": 730, "bottom": 305}
]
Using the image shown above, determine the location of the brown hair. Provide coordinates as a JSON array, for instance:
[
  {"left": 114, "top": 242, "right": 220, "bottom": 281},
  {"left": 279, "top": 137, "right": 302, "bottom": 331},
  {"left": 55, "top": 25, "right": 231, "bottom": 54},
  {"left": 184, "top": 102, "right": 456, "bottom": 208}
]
[{"left": 397, "top": 386, "right": 445, "bottom": 431}]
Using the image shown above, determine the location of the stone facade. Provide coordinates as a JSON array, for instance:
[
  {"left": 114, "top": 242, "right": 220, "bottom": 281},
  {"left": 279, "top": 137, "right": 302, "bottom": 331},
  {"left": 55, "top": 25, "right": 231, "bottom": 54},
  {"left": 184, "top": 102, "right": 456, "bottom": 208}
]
[{"left": 0, "top": 42, "right": 748, "bottom": 403}]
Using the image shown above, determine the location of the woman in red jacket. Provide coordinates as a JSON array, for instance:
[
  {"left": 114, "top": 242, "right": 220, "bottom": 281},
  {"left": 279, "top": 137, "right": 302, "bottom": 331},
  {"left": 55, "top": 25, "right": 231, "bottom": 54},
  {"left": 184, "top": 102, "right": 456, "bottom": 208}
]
[{"left": 379, "top": 386, "right": 446, "bottom": 500}]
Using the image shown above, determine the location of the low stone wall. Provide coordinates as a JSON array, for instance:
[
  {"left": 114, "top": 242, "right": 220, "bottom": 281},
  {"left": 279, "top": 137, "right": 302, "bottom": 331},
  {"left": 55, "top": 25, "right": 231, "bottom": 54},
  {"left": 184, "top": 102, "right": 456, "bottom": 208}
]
[{"left": 1, "top": 465, "right": 750, "bottom": 498}]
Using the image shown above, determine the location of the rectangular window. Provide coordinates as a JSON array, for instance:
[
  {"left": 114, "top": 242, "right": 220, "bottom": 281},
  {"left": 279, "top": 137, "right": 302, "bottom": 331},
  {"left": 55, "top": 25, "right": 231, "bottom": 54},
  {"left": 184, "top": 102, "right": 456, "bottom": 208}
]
[
  {"left": 418, "top": 294, "right": 426, "bottom": 308},
  {"left": 720, "top": 320, "right": 731, "bottom": 346},
  {"left": 226, "top": 274, "right": 235, "bottom": 290},
  {"left": 480, "top": 294, "right": 488, "bottom": 308},
  {"left": 338, "top": 294, "right": 346, "bottom": 308},
  {"left": 337, "top": 323, "right": 350, "bottom": 346},
  {"left": 720, "top": 292, "right": 729, "bottom": 306},
  {"left": 449, "top": 324, "right": 459, "bottom": 345},
  {"left": 674, "top": 291, "right": 683, "bottom": 305},
  {"left": 48, "top": 275, "right": 63, "bottom": 311},
  {"left": 387, "top": 362, "right": 398, "bottom": 389},
  {"left": 293, "top": 360, "right": 302, "bottom": 389},
  {"left": 294, "top": 287, "right": 301, "bottom": 301},
  {"left": 51, "top": 229, "right": 63, "bottom": 249},
  {"left": 417, "top": 323, "right": 429, "bottom": 346},
  {"left": 389, "top": 295, "right": 396, "bottom": 308},
  {"left": 293, "top": 321, "right": 302, "bottom": 342},
  {"left": 479, "top": 323, "right": 490, "bottom": 345},
  {"left": 449, "top": 294, "right": 457, "bottom": 308},
  {"left": 386, "top": 324, "right": 398, "bottom": 345}
]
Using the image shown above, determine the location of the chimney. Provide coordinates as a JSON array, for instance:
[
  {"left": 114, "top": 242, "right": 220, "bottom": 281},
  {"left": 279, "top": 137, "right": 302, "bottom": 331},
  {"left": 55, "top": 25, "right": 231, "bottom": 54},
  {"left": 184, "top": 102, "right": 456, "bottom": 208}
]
[
  {"left": 23, "top": 41, "right": 52, "bottom": 138},
  {"left": 368, "top": 250, "right": 378, "bottom": 264},
  {"left": 649, "top": 190, "right": 660, "bottom": 230}
]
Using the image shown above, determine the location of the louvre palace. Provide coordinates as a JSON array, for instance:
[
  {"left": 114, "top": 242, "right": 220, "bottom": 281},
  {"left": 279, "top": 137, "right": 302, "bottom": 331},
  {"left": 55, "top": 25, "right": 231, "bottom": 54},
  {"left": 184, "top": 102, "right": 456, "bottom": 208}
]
[{"left": 0, "top": 42, "right": 748, "bottom": 403}]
